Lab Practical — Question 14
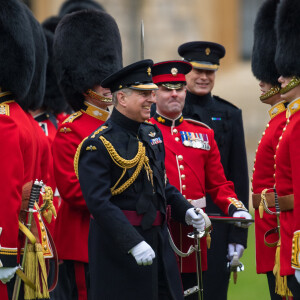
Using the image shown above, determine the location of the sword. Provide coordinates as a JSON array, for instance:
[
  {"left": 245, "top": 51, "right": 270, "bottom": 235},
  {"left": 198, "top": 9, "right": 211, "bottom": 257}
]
[
  {"left": 140, "top": 20, "right": 144, "bottom": 60},
  {"left": 185, "top": 208, "right": 208, "bottom": 300},
  {"left": 12, "top": 180, "right": 43, "bottom": 300},
  {"left": 207, "top": 215, "right": 254, "bottom": 224}
]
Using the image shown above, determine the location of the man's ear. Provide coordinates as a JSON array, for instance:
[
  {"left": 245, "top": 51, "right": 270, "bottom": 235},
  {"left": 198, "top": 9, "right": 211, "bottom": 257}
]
[{"left": 117, "top": 91, "right": 127, "bottom": 108}]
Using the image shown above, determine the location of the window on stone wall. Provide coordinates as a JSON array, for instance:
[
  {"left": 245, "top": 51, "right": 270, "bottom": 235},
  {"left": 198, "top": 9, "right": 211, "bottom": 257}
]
[{"left": 240, "top": 0, "right": 264, "bottom": 60}]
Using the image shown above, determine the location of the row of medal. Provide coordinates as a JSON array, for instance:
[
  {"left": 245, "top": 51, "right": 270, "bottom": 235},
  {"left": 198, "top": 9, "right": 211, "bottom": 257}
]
[{"left": 179, "top": 131, "right": 211, "bottom": 150}]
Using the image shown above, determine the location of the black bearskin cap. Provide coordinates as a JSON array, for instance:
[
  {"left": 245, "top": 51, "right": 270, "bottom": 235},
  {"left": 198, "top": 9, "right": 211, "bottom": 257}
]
[
  {"left": 275, "top": 0, "right": 300, "bottom": 77},
  {"left": 58, "top": 0, "right": 105, "bottom": 17},
  {"left": 42, "top": 16, "right": 61, "bottom": 33},
  {"left": 251, "top": 0, "right": 280, "bottom": 86},
  {"left": 42, "top": 28, "right": 69, "bottom": 114},
  {"left": 22, "top": 4, "right": 48, "bottom": 111},
  {"left": 0, "top": 0, "right": 35, "bottom": 108},
  {"left": 53, "top": 10, "right": 123, "bottom": 111}
]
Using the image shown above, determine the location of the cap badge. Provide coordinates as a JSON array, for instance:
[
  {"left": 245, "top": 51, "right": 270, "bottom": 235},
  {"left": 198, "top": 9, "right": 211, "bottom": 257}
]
[
  {"left": 147, "top": 67, "right": 151, "bottom": 76},
  {"left": 205, "top": 48, "right": 211, "bottom": 56},
  {"left": 171, "top": 68, "right": 178, "bottom": 76},
  {"left": 119, "top": 85, "right": 123, "bottom": 89}
]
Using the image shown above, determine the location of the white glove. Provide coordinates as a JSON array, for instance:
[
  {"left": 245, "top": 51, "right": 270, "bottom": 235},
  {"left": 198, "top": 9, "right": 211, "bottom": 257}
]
[
  {"left": 233, "top": 211, "right": 252, "bottom": 228},
  {"left": 0, "top": 266, "right": 19, "bottom": 284},
  {"left": 228, "top": 244, "right": 245, "bottom": 262},
  {"left": 129, "top": 241, "right": 155, "bottom": 266},
  {"left": 295, "top": 269, "right": 300, "bottom": 284},
  {"left": 185, "top": 208, "right": 206, "bottom": 231}
]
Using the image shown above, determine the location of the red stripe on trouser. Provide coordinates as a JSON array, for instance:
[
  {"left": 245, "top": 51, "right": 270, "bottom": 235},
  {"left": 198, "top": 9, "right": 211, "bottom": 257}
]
[
  {"left": 74, "top": 262, "right": 87, "bottom": 300},
  {"left": 0, "top": 282, "right": 9, "bottom": 300}
]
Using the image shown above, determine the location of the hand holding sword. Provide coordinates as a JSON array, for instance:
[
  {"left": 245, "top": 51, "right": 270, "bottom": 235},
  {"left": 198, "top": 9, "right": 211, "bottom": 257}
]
[
  {"left": 227, "top": 244, "right": 245, "bottom": 284},
  {"left": 184, "top": 208, "right": 212, "bottom": 300}
]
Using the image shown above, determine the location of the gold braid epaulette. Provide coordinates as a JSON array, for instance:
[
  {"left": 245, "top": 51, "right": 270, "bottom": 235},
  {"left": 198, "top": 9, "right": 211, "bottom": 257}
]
[
  {"left": 99, "top": 136, "right": 154, "bottom": 195},
  {"left": 74, "top": 137, "right": 89, "bottom": 179}
]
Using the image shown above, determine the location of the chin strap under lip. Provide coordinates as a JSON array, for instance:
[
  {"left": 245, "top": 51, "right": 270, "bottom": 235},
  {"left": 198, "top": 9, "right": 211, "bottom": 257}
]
[{"left": 86, "top": 89, "right": 113, "bottom": 103}]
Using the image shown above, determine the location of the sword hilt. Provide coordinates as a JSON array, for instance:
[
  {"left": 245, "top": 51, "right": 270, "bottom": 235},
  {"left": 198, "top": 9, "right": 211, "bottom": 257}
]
[
  {"left": 28, "top": 180, "right": 43, "bottom": 210},
  {"left": 274, "top": 187, "right": 280, "bottom": 214}
]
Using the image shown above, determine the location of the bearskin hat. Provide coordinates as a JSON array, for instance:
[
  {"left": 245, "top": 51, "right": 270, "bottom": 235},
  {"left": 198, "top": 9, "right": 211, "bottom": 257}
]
[
  {"left": 22, "top": 4, "right": 48, "bottom": 111},
  {"left": 251, "top": 0, "right": 280, "bottom": 86},
  {"left": 53, "top": 10, "right": 123, "bottom": 111},
  {"left": 42, "top": 28, "right": 69, "bottom": 114},
  {"left": 42, "top": 16, "right": 61, "bottom": 33},
  {"left": 0, "top": 0, "right": 35, "bottom": 108},
  {"left": 58, "top": 0, "right": 105, "bottom": 17},
  {"left": 275, "top": 0, "right": 300, "bottom": 77}
]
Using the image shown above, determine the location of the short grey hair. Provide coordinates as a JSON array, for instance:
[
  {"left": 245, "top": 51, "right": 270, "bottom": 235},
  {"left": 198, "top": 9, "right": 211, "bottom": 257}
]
[{"left": 112, "top": 88, "right": 133, "bottom": 106}]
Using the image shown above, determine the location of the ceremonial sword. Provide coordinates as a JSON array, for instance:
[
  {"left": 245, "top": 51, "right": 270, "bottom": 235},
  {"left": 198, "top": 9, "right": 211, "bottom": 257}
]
[{"left": 12, "top": 180, "right": 43, "bottom": 300}]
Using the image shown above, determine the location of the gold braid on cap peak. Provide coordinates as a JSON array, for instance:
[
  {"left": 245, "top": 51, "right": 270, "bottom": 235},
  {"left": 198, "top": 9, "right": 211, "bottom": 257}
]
[
  {"left": 260, "top": 86, "right": 281, "bottom": 101},
  {"left": 99, "top": 136, "right": 154, "bottom": 195}
]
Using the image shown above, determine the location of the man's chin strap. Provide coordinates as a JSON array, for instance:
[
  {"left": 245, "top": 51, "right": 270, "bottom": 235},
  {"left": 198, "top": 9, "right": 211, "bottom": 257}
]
[
  {"left": 280, "top": 76, "right": 300, "bottom": 95},
  {"left": 260, "top": 85, "right": 280, "bottom": 102},
  {"left": 86, "top": 89, "right": 113, "bottom": 103}
]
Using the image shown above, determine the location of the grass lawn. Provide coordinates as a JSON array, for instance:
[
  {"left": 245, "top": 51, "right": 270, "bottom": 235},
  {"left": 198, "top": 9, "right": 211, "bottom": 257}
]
[{"left": 227, "top": 214, "right": 270, "bottom": 300}]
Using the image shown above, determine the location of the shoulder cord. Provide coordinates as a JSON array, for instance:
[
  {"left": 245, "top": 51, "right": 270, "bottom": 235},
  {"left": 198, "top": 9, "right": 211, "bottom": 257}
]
[
  {"left": 99, "top": 136, "right": 154, "bottom": 195},
  {"left": 74, "top": 137, "right": 89, "bottom": 180}
]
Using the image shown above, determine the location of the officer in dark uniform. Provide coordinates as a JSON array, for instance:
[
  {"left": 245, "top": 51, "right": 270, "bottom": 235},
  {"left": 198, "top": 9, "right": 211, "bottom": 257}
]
[
  {"left": 75, "top": 59, "right": 207, "bottom": 300},
  {"left": 177, "top": 41, "right": 249, "bottom": 299}
]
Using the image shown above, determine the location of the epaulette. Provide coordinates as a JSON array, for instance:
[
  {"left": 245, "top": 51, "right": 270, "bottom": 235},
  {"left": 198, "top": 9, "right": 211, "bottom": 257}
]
[
  {"left": 90, "top": 124, "right": 111, "bottom": 139},
  {"left": 0, "top": 100, "right": 14, "bottom": 116},
  {"left": 213, "top": 95, "right": 239, "bottom": 110},
  {"left": 185, "top": 118, "right": 211, "bottom": 129},
  {"left": 144, "top": 120, "right": 155, "bottom": 126},
  {"left": 0, "top": 103, "right": 10, "bottom": 116},
  {"left": 62, "top": 111, "right": 83, "bottom": 124}
]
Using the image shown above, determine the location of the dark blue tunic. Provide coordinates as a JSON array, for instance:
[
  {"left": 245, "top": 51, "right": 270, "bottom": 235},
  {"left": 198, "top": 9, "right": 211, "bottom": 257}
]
[{"left": 78, "top": 108, "right": 192, "bottom": 300}]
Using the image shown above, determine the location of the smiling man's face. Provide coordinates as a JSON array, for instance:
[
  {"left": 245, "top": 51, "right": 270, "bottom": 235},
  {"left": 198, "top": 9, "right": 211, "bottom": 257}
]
[{"left": 185, "top": 68, "right": 216, "bottom": 96}]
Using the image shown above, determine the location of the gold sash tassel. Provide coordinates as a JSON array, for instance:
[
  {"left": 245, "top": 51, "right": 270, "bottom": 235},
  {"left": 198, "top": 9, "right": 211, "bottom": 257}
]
[
  {"left": 273, "top": 239, "right": 293, "bottom": 297},
  {"left": 18, "top": 222, "right": 50, "bottom": 299},
  {"left": 206, "top": 233, "right": 211, "bottom": 249}
]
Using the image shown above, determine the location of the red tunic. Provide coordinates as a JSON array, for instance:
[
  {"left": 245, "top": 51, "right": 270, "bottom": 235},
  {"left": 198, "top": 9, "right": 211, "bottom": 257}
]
[
  {"left": 52, "top": 102, "right": 110, "bottom": 263},
  {"left": 252, "top": 101, "right": 286, "bottom": 274},
  {"left": 275, "top": 98, "right": 300, "bottom": 276},
  {"left": 150, "top": 113, "right": 241, "bottom": 273},
  {"left": 0, "top": 100, "right": 32, "bottom": 268},
  {"left": 56, "top": 112, "right": 70, "bottom": 127},
  {"left": 34, "top": 114, "right": 60, "bottom": 234}
]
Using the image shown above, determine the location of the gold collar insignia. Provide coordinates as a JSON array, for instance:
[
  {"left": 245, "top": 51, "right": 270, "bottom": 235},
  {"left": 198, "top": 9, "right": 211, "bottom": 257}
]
[
  {"left": 287, "top": 98, "right": 300, "bottom": 118},
  {"left": 268, "top": 101, "right": 286, "bottom": 119}
]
